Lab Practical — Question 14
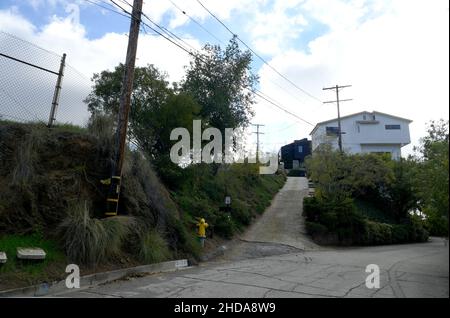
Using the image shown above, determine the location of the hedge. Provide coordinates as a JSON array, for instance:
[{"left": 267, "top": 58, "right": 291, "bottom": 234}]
[{"left": 303, "top": 196, "right": 429, "bottom": 246}]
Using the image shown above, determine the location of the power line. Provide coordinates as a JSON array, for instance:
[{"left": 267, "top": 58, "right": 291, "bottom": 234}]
[
  {"left": 83, "top": 0, "right": 132, "bottom": 19},
  {"left": 252, "top": 89, "right": 314, "bottom": 126},
  {"left": 166, "top": 0, "right": 312, "bottom": 120},
  {"left": 107, "top": 0, "right": 314, "bottom": 127},
  {"left": 266, "top": 122, "right": 298, "bottom": 134},
  {"left": 167, "top": 0, "right": 226, "bottom": 46},
  {"left": 109, "top": 0, "right": 197, "bottom": 55},
  {"left": 194, "top": 0, "right": 323, "bottom": 104}
]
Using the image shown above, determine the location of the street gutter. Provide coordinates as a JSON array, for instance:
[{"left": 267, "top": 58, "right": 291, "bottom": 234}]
[{"left": 0, "top": 259, "right": 190, "bottom": 297}]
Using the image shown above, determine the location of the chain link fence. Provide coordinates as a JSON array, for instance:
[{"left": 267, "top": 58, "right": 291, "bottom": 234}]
[
  {"left": 0, "top": 31, "right": 94, "bottom": 163},
  {"left": 0, "top": 31, "right": 92, "bottom": 126}
]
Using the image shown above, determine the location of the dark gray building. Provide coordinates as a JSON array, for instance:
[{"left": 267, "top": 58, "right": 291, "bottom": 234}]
[{"left": 280, "top": 138, "right": 312, "bottom": 169}]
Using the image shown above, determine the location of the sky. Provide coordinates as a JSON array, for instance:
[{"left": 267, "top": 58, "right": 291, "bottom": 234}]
[{"left": 0, "top": 0, "right": 448, "bottom": 156}]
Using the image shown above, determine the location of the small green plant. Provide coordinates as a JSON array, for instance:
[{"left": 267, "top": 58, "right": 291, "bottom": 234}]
[
  {"left": 139, "top": 229, "right": 171, "bottom": 264},
  {"left": 53, "top": 123, "right": 87, "bottom": 134},
  {"left": 10, "top": 126, "right": 46, "bottom": 186},
  {"left": 87, "top": 113, "right": 115, "bottom": 155},
  {"left": 57, "top": 201, "right": 133, "bottom": 266}
]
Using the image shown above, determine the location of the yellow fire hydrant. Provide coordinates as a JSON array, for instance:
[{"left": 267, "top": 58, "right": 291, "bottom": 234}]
[{"left": 196, "top": 218, "right": 209, "bottom": 248}]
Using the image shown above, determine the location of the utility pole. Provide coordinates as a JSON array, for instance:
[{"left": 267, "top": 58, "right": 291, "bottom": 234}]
[
  {"left": 48, "top": 53, "right": 66, "bottom": 127},
  {"left": 251, "top": 123, "right": 265, "bottom": 162},
  {"left": 105, "top": 0, "right": 143, "bottom": 217},
  {"left": 323, "top": 85, "right": 352, "bottom": 153}
]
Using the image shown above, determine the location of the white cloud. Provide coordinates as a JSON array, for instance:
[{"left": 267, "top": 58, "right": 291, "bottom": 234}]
[
  {"left": 252, "top": 0, "right": 449, "bottom": 156},
  {"left": 0, "top": 5, "right": 200, "bottom": 125},
  {"left": 248, "top": 1, "right": 308, "bottom": 55},
  {"left": 142, "top": 0, "right": 266, "bottom": 29},
  {"left": 0, "top": 0, "right": 448, "bottom": 155}
]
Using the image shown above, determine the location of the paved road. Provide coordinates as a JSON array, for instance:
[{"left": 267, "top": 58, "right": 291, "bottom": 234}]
[
  {"left": 58, "top": 177, "right": 449, "bottom": 298},
  {"left": 58, "top": 239, "right": 448, "bottom": 298}
]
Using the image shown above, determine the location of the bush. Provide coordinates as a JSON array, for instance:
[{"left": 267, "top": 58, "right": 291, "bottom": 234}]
[
  {"left": 303, "top": 196, "right": 364, "bottom": 243},
  {"left": 214, "top": 214, "right": 235, "bottom": 239},
  {"left": 305, "top": 221, "right": 328, "bottom": 236},
  {"left": 424, "top": 210, "right": 449, "bottom": 237},
  {"left": 360, "top": 221, "right": 393, "bottom": 245},
  {"left": 407, "top": 216, "right": 429, "bottom": 242},
  {"left": 57, "top": 201, "right": 133, "bottom": 266},
  {"left": 303, "top": 197, "right": 321, "bottom": 221},
  {"left": 232, "top": 199, "right": 252, "bottom": 226},
  {"left": 139, "top": 229, "right": 171, "bottom": 264},
  {"left": 391, "top": 224, "right": 410, "bottom": 243},
  {"left": 11, "top": 127, "right": 45, "bottom": 186},
  {"left": 359, "top": 218, "right": 428, "bottom": 245}
]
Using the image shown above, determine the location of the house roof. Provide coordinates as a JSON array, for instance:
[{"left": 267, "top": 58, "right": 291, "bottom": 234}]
[
  {"left": 309, "top": 111, "right": 413, "bottom": 135},
  {"left": 280, "top": 138, "right": 309, "bottom": 150}
]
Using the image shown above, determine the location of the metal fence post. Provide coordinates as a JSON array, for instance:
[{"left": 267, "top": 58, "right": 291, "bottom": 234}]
[{"left": 48, "top": 53, "right": 66, "bottom": 127}]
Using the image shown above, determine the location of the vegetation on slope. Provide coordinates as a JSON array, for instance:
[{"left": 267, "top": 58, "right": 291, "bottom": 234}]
[
  {"left": 0, "top": 120, "right": 285, "bottom": 289},
  {"left": 303, "top": 120, "right": 449, "bottom": 245}
]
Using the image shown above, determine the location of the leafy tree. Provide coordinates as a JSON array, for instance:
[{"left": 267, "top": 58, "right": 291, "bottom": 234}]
[
  {"left": 85, "top": 63, "right": 170, "bottom": 116},
  {"left": 84, "top": 64, "right": 200, "bottom": 163},
  {"left": 305, "top": 145, "right": 392, "bottom": 202},
  {"left": 181, "top": 36, "right": 258, "bottom": 135},
  {"left": 414, "top": 119, "right": 449, "bottom": 236},
  {"left": 384, "top": 159, "right": 420, "bottom": 222}
]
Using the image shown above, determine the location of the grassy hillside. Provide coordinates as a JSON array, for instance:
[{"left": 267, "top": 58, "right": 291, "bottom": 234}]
[{"left": 0, "top": 121, "right": 285, "bottom": 289}]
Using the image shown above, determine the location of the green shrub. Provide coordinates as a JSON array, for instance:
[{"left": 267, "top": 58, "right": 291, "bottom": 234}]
[
  {"left": 232, "top": 199, "right": 252, "bottom": 226},
  {"left": 407, "top": 216, "right": 429, "bottom": 242},
  {"left": 303, "top": 196, "right": 321, "bottom": 221},
  {"left": 57, "top": 201, "right": 133, "bottom": 266},
  {"left": 10, "top": 127, "right": 45, "bottom": 186},
  {"left": 214, "top": 214, "right": 235, "bottom": 239},
  {"left": 391, "top": 224, "right": 409, "bottom": 243},
  {"left": 359, "top": 218, "right": 428, "bottom": 245},
  {"left": 360, "top": 221, "right": 393, "bottom": 245},
  {"left": 424, "top": 210, "right": 449, "bottom": 237},
  {"left": 303, "top": 196, "right": 364, "bottom": 242},
  {"left": 305, "top": 221, "right": 328, "bottom": 236},
  {"left": 139, "top": 229, "right": 171, "bottom": 264}
]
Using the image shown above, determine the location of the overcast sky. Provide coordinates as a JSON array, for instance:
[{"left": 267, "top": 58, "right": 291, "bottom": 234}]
[{"left": 0, "top": 0, "right": 448, "bottom": 156}]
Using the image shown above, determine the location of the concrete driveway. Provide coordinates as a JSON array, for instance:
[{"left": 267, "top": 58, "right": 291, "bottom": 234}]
[{"left": 240, "top": 177, "right": 320, "bottom": 251}]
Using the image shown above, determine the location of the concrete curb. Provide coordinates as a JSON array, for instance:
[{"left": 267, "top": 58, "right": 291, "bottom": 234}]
[{"left": 0, "top": 259, "right": 189, "bottom": 297}]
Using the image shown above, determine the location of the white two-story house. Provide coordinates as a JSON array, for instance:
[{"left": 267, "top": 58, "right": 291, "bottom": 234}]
[{"left": 310, "top": 111, "right": 412, "bottom": 160}]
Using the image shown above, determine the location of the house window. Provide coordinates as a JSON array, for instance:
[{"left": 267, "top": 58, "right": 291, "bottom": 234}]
[
  {"left": 326, "top": 126, "right": 340, "bottom": 136},
  {"left": 385, "top": 124, "right": 401, "bottom": 130},
  {"left": 298, "top": 145, "right": 303, "bottom": 153},
  {"left": 363, "top": 115, "right": 366, "bottom": 120},
  {"left": 372, "top": 115, "right": 376, "bottom": 120}
]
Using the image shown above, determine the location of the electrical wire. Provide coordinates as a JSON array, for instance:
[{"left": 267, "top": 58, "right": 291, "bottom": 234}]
[
  {"left": 104, "top": 0, "right": 316, "bottom": 127},
  {"left": 194, "top": 0, "right": 323, "bottom": 104}
]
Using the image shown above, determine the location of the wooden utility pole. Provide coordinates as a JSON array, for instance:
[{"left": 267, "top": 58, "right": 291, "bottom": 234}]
[
  {"left": 323, "top": 85, "right": 352, "bottom": 153},
  {"left": 105, "top": 0, "right": 143, "bottom": 216},
  {"left": 251, "top": 123, "right": 265, "bottom": 161}
]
